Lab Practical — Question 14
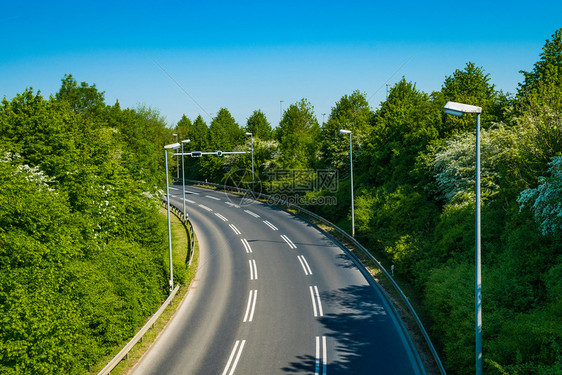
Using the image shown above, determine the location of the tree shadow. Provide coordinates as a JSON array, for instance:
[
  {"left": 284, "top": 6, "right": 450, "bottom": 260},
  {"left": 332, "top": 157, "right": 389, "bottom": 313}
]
[
  {"left": 281, "top": 285, "right": 420, "bottom": 374},
  {"left": 334, "top": 253, "right": 357, "bottom": 270}
]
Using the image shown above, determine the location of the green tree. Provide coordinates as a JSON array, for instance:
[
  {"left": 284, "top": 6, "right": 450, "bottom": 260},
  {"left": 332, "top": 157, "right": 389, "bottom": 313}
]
[
  {"left": 276, "top": 98, "right": 320, "bottom": 169},
  {"left": 511, "top": 29, "right": 562, "bottom": 182},
  {"left": 436, "top": 62, "right": 509, "bottom": 136},
  {"left": 55, "top": 74, "right": 107, "bottom": 116},
  {"left": 246, "top": 110, "right": 272, "bottom": 140},
  {"left": 518, "top": 27, "right": 562, "bottom": 110},
  {"left": 175, "top": 114, "right": 193, "bottom": 142},
  {"left": 207, "top": 108, "right": 244, "bottom": 150},
  {"left": 190, "top": 115, "right": 209, "bottom": 151},
  {"left": 361, "top": 78, "right": 441, "bottom": 187},
  {"left": 0, "top": 89, "right": 81, "bottom": 185},
  {"left": 108, "top": 104, "right": 169, "bottom": 189},
  {"left": 318, "top": 90, "right": 374, "bottom": 170},
  {"left": 201, "top": 108, "right": 244, "bottom": 182},
  {"left": 183, "top": 115, "right": 209, "bottom": 180}
]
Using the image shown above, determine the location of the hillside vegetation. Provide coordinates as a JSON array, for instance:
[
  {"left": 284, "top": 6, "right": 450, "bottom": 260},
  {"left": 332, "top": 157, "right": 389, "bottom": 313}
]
[{"left": 0, "top": 76, "right": 180, "bottom": 373}]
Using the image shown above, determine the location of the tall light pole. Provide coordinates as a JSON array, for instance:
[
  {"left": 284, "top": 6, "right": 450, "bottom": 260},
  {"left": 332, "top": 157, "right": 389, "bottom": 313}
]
[
  {"left": 443, "top": 101, "right": 483, "bottom": 375},
  {"left": 245, "top": 132, "right": 255, "bottom": 191},
  {"left": 181, "top": 139, "right": 191, "bottom": 220},
  {"left": 339, "top": 129, "right": 354, "bottom": 237},
  {"left": 164, "top": 142, "right": 181, "bottom": 292},
  {"left": 172, "top": 133, "right": 179, "bottom": 178}
]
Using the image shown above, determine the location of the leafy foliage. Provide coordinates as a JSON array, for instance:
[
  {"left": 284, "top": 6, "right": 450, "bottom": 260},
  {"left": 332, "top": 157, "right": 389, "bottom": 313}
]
[
  {"left": 0, "top": 78, "right": 173, "bottom": 373},
  {"left": 276, "top": 99, "right": 320, "bottom": 169},
  {"left": 436, "top": 62, "right": 509, "bottom": 136},
  {"left": 518, "top": 157, "right": 562, "bottom": 235},
  {"left": 429, "top": 125, "right": 518, "bottom": 205},
  {"left": 246, "top": 110, "right": 273, "bottom": 140},
  {"left": 518, "top": 28, "right": 562, "bottom": 109},
  {"left": 361, "top": 78, "right": 441, "bottom": 187},
  {"left": 318, "top": 90, "right": 374, "bottom": 171}
]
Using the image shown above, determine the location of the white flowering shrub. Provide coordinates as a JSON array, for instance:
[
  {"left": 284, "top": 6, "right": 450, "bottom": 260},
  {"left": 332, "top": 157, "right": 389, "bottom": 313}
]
[
  {"left": 430, "top": 126, "right": 515, "bottom": 206},
  {"left": 518, "top": 156, "right": 562, "bottom": 235},
  {"left": 1, "top": 150, "right": 56, "bottom": 192}
]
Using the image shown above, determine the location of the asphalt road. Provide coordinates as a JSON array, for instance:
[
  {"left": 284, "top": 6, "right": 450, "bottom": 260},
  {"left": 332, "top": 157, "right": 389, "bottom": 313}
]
[{"left": 131, "top": 184, "right": 424, "bottom": 374}]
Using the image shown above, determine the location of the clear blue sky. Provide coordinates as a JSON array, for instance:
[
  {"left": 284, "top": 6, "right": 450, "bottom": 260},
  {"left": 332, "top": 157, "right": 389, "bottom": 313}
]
[{"left": 1, "top": 0, "right": 561, "bottom": 128}]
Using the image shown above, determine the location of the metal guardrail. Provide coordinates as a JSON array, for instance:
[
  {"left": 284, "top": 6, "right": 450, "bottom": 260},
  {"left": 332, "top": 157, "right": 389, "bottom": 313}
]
[
  {"left": 164, "top": 199, "right": 196, "bottom": 264},
  {"left": 179, "top": 178, "right": 446, "bottom": 375}
]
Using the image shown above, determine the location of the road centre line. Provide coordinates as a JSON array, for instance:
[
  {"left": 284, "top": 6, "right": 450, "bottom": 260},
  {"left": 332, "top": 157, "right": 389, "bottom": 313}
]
[
  {"left": 229, "top": 224, "right": 241, "bottom": 235},
  {"left": 214, "top": 212, "right": 229, "bottom": 222},
  {"left": 241, "top": 238, "right": 252, "bottom": 253},
  {"left": 297, "top": 255, "right": 312, "bottom": 275},
  {"left": 222, "top": 340, "right": 246, "bottom": 375},
  {"left": 263, "top": 220, "right": 278, "bottom": 231},
  {"left": 225, "top": 201, "right": 240, "bottom": 208},
  {"left": 198, "top": 204, "right": 213, "bottom": 212},
  {"left": 187, "top": 191, "right": 200, "bottom": 195},
  {"left": 244, "top": 209, "right": 260, "bottom": 218},
  {"left": 205, "top": 195, "right": 221, "bottom": 200},
  {"left": 315, "top": 336, "right": 327, "bottom": 375},
  {"left": 249, "top": 259, "right": 258, "bottom": 280},
  {"left": 243, "top": 290, "right": 258, "bottom": 322},
  {"left": 184, "top": 198, "right": 195, "bottom": 204},
  {"left": 309, "top": 286, "right": 324, "bottom": 317},
  {"left": 281, "top": 234, "right": 297, "bottom": 249}
]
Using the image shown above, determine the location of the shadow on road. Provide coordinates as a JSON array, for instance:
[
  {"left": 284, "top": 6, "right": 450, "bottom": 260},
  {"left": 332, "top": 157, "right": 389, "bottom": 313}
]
[{"left": 281, "top": 285, "right": 419, "bottom": 374}]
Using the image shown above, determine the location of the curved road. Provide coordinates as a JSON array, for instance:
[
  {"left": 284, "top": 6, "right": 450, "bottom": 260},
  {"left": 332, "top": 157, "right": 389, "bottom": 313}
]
[{"left": 131, "top": 184, "right": 424, "bottom": 374}]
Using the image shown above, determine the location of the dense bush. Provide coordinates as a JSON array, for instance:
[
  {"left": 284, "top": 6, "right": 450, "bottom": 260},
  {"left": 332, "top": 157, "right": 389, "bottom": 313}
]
[{"left": 0, "top": 77, "right": 174, "bottom": 374}]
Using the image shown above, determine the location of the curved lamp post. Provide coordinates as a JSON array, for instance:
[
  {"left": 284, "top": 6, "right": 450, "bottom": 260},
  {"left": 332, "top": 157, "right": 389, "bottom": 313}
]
[
  {"left": 164, "top": 141, "right": 181, "bottom": 292},
  {"left": 339, "top": 129, "right": 354, "bottom": 237},
  {"left": 245, "top": 132, "right": 255, "bottom": 191},
  {"left": 172, "top": 134, "right": 179, "bottom": 178},
  {"left": 443, "top": 101, "right": 483, "bottom": 375},
  {"left": 181, "top": 139, "right": 191, "bottom": 220}
]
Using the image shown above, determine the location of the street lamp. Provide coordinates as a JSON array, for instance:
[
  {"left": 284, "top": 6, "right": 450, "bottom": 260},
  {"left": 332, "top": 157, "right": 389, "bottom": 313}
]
[
  {"left": 339, "top": 129, "right": 355, "bottom": 237},
  {"left": 164, "top": 142, "right": 181, "bottom": 292},
  {"left": 245, "top": 132, "right": 255, "bottom": 191},
  {"left": 172, "top": 134, "right": 179, "bottom": 179},
  {"left": 443, "top": 101, "right": 483, "bottom": 375},
  {"left": 181, "top": 139, "right": 191, "bottom": 221}
]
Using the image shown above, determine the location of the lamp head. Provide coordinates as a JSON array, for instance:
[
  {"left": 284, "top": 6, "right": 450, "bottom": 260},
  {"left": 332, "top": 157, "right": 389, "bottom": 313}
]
[
  {"left": 339, "top": 129, "right": 351, "bottom": 134},
  {"left": 182, "top": 139, "right": 191, "bottom": 143},
  {"left": 245, "top": 132, "right": 252, "bottom": 136},
  {"left": 443, "top": 101, "right": 482, "bottom": 116},
  {"left": 164, "top": 142, "right": 181, "bottom": 149}
]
